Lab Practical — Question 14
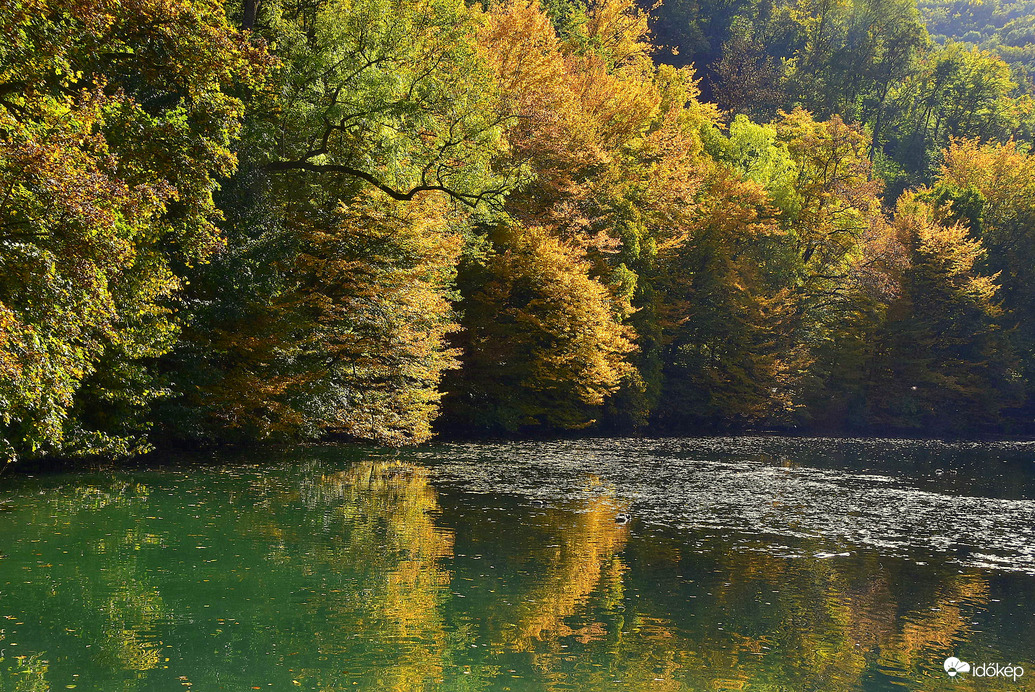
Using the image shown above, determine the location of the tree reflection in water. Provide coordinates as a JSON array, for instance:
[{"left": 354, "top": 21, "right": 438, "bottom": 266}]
[
  {"left": 285, "top": 461, "right": 455, "bottom": 691},
  {"left": 0, "top": 454, "right": 1030, "bottom": 691}
]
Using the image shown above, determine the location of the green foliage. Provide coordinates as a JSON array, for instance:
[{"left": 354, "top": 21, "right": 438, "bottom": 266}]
[
  {"left": 4, "top": 0, "right": 1035, "bottom": 458},
  {"left": 863, "top": 193, "right": 1019, "bottom": 431},
  {"left": 254, "top": 0, "right": 511, "bottom": 207},
  {"left": 781, "top": 0, "right": 930, "bottom": 124},
  {"left": 0, "top": 0, "right": 262, "bottom": 462},
  {"left": 651, "top": 0, "right": 1035, "bottom": 187},
  {"left": 884, "top": 43, "right": 1020, "bottom": 177},
  {"left": 917, "top": 0, "right": 1035, "bottom": 88},
  {"left": 706, "top": 115, "right": 798, "bottom": 211},
  {"left": 159, "top": 0, "right": 506, "bottom": 445},
  {"left": 686, "top": 108, "right": 908, "bottom": 431}
]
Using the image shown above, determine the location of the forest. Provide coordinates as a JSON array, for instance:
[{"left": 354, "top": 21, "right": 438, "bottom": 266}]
[{"left": 2, "top": 0, "right": 1035, "bottom": 463}]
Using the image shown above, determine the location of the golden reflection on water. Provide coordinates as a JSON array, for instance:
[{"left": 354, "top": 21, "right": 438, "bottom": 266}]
[
  {"left": 294, "top": 461, "right": 455, "bottom": 691},
  {"left": 0, "top": 456, "right": 1030, "bottom": 692},
  {"left": 503, "top": 476, "right": 629, "bottom": 651}
]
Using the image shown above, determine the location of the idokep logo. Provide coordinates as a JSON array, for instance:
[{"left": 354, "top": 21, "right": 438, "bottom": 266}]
[
  {"left": 945, "top": 657, "right": 971, "bottom": 677},
  {"left": 944, "top": 656, "right": 1026, "bottom": 681}
]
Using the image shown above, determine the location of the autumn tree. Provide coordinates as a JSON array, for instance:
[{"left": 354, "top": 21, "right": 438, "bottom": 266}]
[
  {"left": 165, "top": 193, "right": 463, "bottom": 444},
  {"left": 863, "top": 193, "right": 1018, "bottom": 431},
  {"left": 653, "top": 165, "right": 788, "bottom": 429},
  {"left": 447, "top": 0, "right": 727, "bottom": 432},
  {"left": 160, "top": 0, "right": 505, "bottom": 445},
  {"left": 929, "top": 138, "right": 1035, "bottom": 428},
  {"left": 0, "top": 0, "right": 264, "bottom": 461},
  {"left": 767, "top": 109, "right": 903, "bottom": 422},
  {"left": 443, "top": 223, "right": 635, "bottom": 433}
]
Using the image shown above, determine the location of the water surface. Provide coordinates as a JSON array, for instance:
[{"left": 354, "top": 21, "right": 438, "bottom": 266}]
[{"left": 1, "top": 437, "right": 1034, "bottom": 690}]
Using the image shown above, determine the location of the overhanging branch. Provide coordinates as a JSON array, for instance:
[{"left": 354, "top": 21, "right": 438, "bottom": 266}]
[{"left": 264, "top": 159, "right": 503, "bottom": 208}]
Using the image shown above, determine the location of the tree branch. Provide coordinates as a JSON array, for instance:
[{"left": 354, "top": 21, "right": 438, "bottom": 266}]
[{"left": 264, "top": 159, "right": 503, "bottom": 208}]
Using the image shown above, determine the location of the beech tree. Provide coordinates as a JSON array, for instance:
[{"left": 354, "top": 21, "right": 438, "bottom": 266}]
[
  {"left": 161, "top": 0, "right": 503, "bottom": 445},
  {"left": 864, "top": 193, "right": 1018, "bottom": 431},
  {"left": 444, "top": 223, "right": 635, "bottom": 432},
  {"left": 0, "top": 0, "right": 264, "bottom": 461},
  {"left": 930, "top": 139, "right": 1035, "bottom": 427}
]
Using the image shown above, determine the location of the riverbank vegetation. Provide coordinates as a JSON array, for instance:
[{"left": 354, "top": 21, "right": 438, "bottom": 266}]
[{"left": 2, "top": 0, "right": 1035, "bottom": 461}]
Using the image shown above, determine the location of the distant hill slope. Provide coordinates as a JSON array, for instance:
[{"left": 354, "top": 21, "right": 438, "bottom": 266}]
[{"left": 916, "top": 0, "right": 1035, "bottom": 88}]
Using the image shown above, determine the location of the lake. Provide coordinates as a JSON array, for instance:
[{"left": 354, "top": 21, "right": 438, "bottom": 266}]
[{"left": 1, "top": 437, "right": 1034, "bottom": 691}]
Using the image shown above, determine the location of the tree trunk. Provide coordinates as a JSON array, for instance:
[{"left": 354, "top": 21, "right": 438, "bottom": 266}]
[{"left": 242, "top": 0, "right": 260, "bottom": 30}]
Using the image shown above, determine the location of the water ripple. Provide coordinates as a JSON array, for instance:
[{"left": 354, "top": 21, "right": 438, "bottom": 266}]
[{"left": 419, "top": 437, "right": 1035, "bottom": 574}]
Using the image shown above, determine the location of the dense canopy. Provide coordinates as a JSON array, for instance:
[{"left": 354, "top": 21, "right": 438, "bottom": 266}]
[{"left": 2, "top": 0, "right": 1035, "bottom": 462}]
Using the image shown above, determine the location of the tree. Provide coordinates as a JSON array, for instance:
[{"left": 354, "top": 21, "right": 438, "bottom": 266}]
[
  {"left": 781, "top": 0, "right": 929, "bottom": 125},
  {"left": 864, "top": 192, "right": 1018, "bottom": 431},
  {"left": 443, "top": 223, "right": 635, "bottom": 433},
  {"left": 694, "top": 109, "right": 906, "bottom": 430},
  {"left": 453, "top": 0, "right": 734, "bottom": 432},
  {"left": 166, "top": 194, "right": 463, "bottom": 445},
  {"left": 253, "top": 0, "right": 512, "bottom": 208},
  {"left": 160, "top": 0, "right": 509, "bottom": 445},
  {"left": 886, "top": 43, "right": 1018, "bottom": 177},
  {"left": 711, "top": 30, "right": 785, "bottom": 118},
  {"left": 653, "top": 165, "right": 789, "bottom": 429},
  {"left": 931, "top": 138, "right": 1035, "bottom": 428},
  {"left": 0, "top": 0, "right": 264, "bottom": 461}
]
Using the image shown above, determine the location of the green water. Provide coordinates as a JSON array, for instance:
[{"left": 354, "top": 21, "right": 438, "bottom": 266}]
[{"left": 1, "top": 437, "right": 1034, "bottom": 691}]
